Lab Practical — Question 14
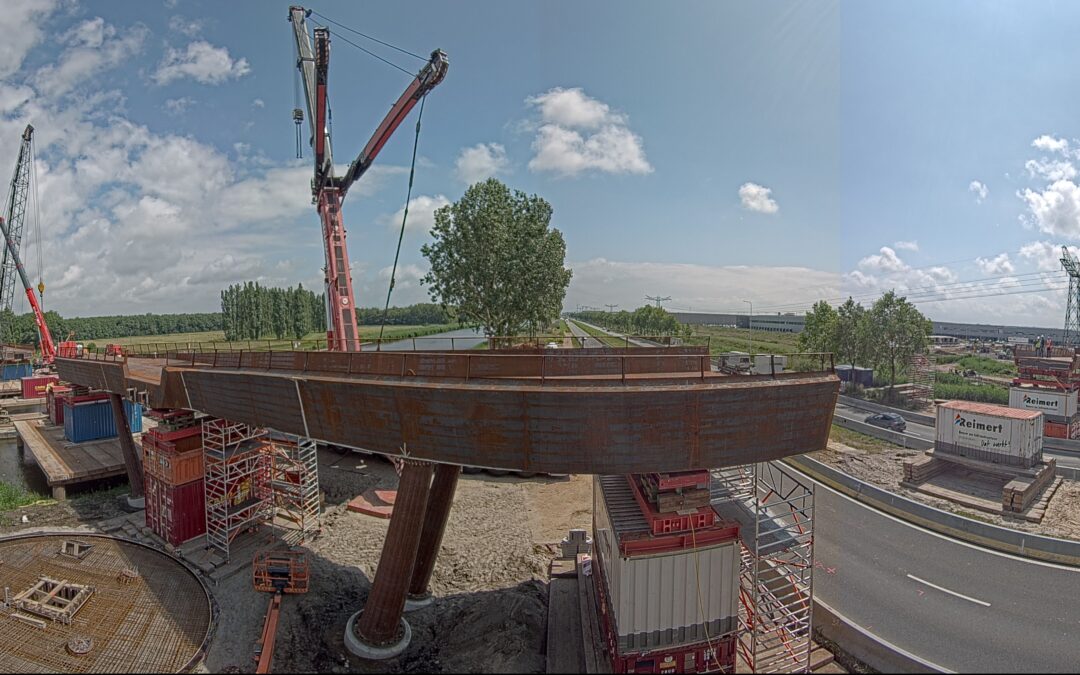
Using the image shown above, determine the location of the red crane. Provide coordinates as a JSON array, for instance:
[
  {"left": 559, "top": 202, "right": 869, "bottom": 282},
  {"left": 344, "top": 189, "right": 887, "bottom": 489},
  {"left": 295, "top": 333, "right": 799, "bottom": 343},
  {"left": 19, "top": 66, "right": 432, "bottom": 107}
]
[
  {"left": 0, "top": 216, "right": 56, "bottom": 362},
  {"left": 288, "top": 7, "right": 448, "bottom": 351}
]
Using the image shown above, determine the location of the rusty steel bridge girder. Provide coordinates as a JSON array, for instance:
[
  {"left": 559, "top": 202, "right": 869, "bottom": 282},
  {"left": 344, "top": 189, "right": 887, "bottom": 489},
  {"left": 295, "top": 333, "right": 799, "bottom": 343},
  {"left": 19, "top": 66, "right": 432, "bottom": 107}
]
[{"left": 55, "top": 348, "right": 839, "bottom": 474}]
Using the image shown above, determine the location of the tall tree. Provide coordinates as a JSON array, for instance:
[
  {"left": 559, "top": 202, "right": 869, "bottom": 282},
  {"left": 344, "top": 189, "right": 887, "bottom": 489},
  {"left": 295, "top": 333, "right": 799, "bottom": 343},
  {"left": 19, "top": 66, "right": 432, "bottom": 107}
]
[
  {"left": 421, "top": 179, "right": 572, "bottom": 337},
  {"left": 865, "top": 290, "right": 932, "bottom": 389},
  {"left": 835, "top": 297, "right": 869, "bottom": 366},
  {"left": 799, "top": 300, "right": 839, "bottom": 355}
]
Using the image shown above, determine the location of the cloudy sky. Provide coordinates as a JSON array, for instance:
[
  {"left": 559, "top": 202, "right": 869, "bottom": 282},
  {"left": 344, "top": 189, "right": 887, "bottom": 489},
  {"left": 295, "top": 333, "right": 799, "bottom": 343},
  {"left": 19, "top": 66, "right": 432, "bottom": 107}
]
[{"left": 2, "top": 1, "right": 1079, "bottom": 327}]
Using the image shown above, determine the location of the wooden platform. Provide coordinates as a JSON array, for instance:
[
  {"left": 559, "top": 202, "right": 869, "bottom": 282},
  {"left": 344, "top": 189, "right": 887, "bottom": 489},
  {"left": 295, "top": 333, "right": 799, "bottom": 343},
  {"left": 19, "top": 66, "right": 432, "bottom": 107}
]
[
  {"left": 0, "top": 380, "right": 22, "bottom": 398},
  {"left": 0, "top": 397, "right": 46, "bottom": 414},
  {"left": 14, "top": 419, "right": 136, "bottom": 499}
]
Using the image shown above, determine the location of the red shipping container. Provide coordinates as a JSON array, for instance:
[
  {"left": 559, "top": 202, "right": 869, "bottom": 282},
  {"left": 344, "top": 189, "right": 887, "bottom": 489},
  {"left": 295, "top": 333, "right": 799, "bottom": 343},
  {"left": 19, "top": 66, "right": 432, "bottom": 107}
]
[
  {"left": 144, "top": 474, "right": 206, "bottom": 547},
  {"left": 1046, "top": 420, "right": 1069, "bottom": 439},
  {"left": 143, "top": 437, "right": 204, "bottom": 486},
  {"left": 21, "top": 374, "right": 58, "bottom": 400}
]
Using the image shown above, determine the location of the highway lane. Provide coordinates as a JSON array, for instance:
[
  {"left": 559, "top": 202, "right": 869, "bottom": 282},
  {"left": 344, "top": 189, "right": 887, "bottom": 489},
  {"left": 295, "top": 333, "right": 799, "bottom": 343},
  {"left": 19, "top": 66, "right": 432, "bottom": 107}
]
[
  {"left": 566, "top": 319, "right": 605, "bottom": 348},
  {"left": 834, "top": 399, "right": 1080, "bottom": 470},
  {"left": 812, "top": 480, "right": 1080, "bottom": 672}
]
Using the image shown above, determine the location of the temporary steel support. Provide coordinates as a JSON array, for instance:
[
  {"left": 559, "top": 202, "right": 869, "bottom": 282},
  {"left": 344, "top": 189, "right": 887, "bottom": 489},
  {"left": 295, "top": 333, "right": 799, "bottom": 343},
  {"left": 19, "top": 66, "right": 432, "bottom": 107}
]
[
  {"left": 203, "top": 418, "right": 272, "bottom": 562},
  {"left": 268, "top": 434, "right": 321, "bottom": 545},
  {"left": 407, "top": 463, "right": 460, "bottom": 602},
  {"left": 712, "top": 461, "right": 815, "bottom": 674},
  {"left": 109, "top": 393, "right": 144, "bottom": 499},
  {"left": 350, "top": 458, "right": 433, "bottom": 656}
]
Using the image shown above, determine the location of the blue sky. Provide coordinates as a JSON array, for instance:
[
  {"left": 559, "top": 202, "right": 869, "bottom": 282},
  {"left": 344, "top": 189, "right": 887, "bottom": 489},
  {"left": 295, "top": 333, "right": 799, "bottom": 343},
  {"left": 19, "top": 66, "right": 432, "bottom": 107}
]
[{"left": 2, "top": 1, "right": 1079, "bottom": 327}]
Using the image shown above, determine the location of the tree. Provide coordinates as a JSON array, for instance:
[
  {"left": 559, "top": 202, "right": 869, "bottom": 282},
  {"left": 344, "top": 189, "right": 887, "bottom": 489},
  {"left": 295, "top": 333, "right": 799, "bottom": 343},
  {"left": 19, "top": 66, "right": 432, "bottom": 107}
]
[
  {"left": 835, "top": 297, "right": 869, "bottom": 366},
  {"left": 421, "top": 179, "right": 572, "bottom": 337},
  {"left": 799, "top": 300, "right": 838, "bottom": 355},
  {"left": 864, "top": 290, "right": 931, "bottom": 389}
]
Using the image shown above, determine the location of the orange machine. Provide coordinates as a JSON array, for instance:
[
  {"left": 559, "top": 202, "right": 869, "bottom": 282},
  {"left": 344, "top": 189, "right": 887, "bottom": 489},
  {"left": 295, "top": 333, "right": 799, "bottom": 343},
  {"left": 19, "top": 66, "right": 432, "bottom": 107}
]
[{"left": 252, "top": 549, "right": 310, "bottom": 673}]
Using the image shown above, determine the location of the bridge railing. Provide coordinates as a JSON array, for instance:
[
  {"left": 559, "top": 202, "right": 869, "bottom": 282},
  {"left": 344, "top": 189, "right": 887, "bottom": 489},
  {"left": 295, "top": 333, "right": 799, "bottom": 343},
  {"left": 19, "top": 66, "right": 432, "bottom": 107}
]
[{"left": 68, "top": 344, "right": 836, "bottom": 383}]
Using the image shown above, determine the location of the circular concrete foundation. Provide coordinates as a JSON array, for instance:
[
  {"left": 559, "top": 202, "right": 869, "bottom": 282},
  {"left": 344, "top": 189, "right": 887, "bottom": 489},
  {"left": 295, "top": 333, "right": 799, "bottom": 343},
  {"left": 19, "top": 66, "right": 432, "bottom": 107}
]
[
  {"left": 0, "top": 532, "right": 215, "bottom": 673},
  {"left": 344, "top": 611, "right": 412, "bottom": 660},
  {"left": 403, "top": 591, "right": 433, "bottom": 612}
]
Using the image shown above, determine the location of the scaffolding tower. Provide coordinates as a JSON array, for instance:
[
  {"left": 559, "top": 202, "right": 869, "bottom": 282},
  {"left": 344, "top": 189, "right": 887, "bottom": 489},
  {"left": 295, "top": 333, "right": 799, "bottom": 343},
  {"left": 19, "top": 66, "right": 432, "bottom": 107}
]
[
  {"left": 203, "top": 418, "right": 273, "bottom": 562},
  {"left": 267, "top": 433, "right": 321, "bottom": 545},
  {"left": 711, "top": 461, "right": 815, "bottom": 674},
  {"left": 907, "top": 353, "right": 935, "bottom": 404}
]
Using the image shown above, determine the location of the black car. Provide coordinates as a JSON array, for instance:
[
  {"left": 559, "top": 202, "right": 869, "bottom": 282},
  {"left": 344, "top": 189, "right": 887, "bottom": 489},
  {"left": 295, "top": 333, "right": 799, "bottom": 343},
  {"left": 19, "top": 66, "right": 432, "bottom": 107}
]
[{"left": 864, "top": 412, "right": 906, "bottom": 432}]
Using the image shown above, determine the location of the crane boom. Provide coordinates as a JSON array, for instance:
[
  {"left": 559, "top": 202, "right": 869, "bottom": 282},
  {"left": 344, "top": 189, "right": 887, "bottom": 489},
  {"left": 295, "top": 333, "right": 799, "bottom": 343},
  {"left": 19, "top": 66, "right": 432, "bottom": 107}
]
[
  {"left": 0, "top": 216, "right": 54, "bottom": 361},
  {"left": 287, "top": 6, "right": 448, "bottom": 351},
  {"left": 2, "top": 125, "right": 34, "bottom": 337}
]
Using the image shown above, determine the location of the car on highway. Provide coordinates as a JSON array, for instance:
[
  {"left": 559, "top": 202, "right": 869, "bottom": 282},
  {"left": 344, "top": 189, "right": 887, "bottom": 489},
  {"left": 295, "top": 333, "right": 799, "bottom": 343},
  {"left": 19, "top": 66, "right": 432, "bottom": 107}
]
[
  {"left": 863, "top": 412, "right": 907, "bottom": 432},
  {"left": 545, "top": 342, "right": 560, "bottom": 349}
]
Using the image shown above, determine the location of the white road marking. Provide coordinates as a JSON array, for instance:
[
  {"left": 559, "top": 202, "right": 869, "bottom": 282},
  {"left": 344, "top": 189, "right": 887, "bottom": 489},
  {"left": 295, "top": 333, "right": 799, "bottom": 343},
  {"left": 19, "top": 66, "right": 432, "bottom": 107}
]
[
  {"left": 807, "top": 475, "right": 1080, "bottom": 573},
  {"left": 905, "top": 574, "right": 991, "bottom": 607}
]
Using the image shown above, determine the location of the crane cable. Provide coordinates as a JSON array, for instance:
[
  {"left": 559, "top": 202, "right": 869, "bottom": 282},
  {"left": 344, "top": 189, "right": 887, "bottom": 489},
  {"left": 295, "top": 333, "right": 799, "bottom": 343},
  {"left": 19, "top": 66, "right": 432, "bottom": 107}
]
[
  {"left": 309, "top": 10, "right": 427, "bottom": 62},
  {"left": 377, "top": 95, "right": 426, "bottom": 343}
]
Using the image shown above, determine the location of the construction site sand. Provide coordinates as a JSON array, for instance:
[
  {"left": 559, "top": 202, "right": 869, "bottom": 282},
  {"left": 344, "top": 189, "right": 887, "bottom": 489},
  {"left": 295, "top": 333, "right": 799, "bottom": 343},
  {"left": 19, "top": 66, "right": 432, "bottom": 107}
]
[
  {"left": 205, "top": 452, "right": 594, "bottom": 673},
  {"left": 813, "top": 443, "right": 1080, "bottom": 540}
]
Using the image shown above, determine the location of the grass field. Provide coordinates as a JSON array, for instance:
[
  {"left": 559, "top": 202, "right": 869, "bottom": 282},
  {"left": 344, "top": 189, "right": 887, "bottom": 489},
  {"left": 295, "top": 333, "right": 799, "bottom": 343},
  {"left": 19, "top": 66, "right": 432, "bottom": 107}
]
[
  {"left": 829, "top": 424, "right": 897, "bottom": 453},
  {"left": 91, "top": 324, "right": 460, "bottom": 350},
  {"left": 684, "top": 325, "right": 802, "bottom": 355}
]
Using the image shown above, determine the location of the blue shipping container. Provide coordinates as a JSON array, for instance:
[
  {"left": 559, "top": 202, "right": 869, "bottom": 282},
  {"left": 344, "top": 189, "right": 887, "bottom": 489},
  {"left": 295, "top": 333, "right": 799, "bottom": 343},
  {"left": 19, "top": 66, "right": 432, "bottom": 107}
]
[
  {"left": 63, "top": 399, "right": 144, "bottom": 443},
  {"left": 853, "top": 367, "right": 874, "bottom": 388},
  {"left": 1, "top": 363, "right": 33, "bottom": 381},
  {"left": 835, "top": 365, "right": 853, "bottom": 382}
]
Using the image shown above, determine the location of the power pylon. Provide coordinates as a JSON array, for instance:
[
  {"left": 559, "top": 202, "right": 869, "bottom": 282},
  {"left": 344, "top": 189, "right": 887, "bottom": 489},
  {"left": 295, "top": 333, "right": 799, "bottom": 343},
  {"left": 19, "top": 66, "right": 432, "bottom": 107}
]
[
  {"left": 604, "top": 304, "right": 618, "bottom": 313},
  {"left": 645, "top": 295, "right": 671, "bottom": 309},
  {"left": 1062, "top": 246, "right": 1080, "bottom": 346}
]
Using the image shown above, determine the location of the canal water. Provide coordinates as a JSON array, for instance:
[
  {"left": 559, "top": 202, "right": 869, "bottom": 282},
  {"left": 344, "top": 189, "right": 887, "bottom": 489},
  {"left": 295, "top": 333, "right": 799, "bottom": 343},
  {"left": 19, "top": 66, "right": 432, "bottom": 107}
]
[{"left": 0, "top": 438, "right": 50, "bottom": 497}]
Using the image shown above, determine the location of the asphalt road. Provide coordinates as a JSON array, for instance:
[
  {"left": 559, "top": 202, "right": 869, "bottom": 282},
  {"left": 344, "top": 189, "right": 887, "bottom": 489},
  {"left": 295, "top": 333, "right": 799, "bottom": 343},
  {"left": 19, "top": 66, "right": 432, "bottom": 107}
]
[
  {"left": 812, "top": 480, "right": 1080, "bottom": 672},
  {"left": 360, "top": 327, "right": 485, "bottom": 351},
  {"left": 566, "top": 319, "right": 605, "bottom": 348},
  {"left": 835, "top": 400, "right": 1080, "bottom": 470}
]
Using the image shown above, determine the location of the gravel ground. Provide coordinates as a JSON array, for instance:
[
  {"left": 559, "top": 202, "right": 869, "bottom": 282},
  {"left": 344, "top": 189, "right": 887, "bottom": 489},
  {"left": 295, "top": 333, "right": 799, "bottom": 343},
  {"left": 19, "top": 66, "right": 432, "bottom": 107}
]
[
  {"left": 204, "top": 451, "right": 591, "bottom": 674},
  {"left": 813, "top": 442, "right": 1080, "bottom": 539}
]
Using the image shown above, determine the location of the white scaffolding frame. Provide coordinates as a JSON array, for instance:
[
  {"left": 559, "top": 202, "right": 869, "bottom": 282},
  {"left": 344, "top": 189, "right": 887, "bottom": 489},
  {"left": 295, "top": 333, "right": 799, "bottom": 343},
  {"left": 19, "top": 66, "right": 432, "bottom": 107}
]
[
  {"left": 712, "top": 461, "right": 815, "bottom": 674},
  {"left": 268, "top": 434, "right": 321, "bottom": 545},
  {"left": 203, "top": 418, "right": 272, "bottom": 562}
]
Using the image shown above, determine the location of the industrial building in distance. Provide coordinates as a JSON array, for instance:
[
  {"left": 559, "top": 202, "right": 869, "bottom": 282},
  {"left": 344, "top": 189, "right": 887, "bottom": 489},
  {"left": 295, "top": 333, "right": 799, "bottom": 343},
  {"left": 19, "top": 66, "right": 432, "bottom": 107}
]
[{"left": 672, "top": 312, "right": 1068, "bottom": 343}]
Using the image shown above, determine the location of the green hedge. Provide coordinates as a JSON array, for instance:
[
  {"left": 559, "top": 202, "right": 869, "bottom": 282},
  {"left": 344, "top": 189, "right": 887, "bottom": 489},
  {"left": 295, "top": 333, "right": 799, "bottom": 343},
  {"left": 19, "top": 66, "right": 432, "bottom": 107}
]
[{"left": 934, "top": 382, "right": 1009, "bottom": 404}]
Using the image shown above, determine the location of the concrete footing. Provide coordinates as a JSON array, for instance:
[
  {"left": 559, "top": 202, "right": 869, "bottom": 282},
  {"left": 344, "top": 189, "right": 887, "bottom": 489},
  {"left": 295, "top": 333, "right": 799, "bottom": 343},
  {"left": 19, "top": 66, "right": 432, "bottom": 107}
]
[
  {"left": 125, "top": 495, "right": 145, "bottom": 510},
  {"left": 403, "top": 592, "right": 433, "bottom": 612},
  {"left": 344, "top": 611, "right": 412, "bottom": 660}
]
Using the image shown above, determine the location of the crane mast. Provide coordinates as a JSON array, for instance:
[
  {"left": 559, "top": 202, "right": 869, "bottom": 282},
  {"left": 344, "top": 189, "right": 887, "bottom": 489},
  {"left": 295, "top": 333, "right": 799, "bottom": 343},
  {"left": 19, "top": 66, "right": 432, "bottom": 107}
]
[
  {"left": 288, "top": 6, "right": 448, "bottom": 351},
  {"left": 0, "top": 216, "right": 54, "bottom": 361},
  {"left": 2, "top": 125, "right": 33, "bottom": 340}
]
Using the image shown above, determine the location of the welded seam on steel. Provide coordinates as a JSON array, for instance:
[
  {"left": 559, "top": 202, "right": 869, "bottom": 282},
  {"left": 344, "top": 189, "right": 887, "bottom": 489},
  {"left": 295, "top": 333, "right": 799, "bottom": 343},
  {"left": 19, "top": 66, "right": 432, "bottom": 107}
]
[{"left": 294, "top": 378, "right": 311, "bottom": 438}]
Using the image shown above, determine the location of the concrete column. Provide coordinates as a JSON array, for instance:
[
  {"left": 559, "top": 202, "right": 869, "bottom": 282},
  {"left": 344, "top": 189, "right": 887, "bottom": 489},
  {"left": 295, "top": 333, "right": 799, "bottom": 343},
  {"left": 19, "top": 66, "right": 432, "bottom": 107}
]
[
  {"left": 109, "top": 393, "right": 144, "bottom": 499},
  {"left": 348, "top": 458, "right": 433, "bottom": 658},
  {"left": 406, "top": 463, "right": 460, "bottom": 607}
]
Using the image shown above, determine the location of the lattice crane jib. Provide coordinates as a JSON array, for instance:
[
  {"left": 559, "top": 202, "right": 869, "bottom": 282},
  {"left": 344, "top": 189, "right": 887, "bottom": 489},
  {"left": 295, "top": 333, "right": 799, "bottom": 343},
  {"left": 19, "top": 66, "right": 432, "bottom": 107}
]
[
  {"left": 288, "top": 7, "right": 448, "bottom": 351},
  {"left": 1062, "top": 246, "right": 1080, "bottom": 347},
  {"left": 2, "top": 125, "right": 33, "bottom": 338}
]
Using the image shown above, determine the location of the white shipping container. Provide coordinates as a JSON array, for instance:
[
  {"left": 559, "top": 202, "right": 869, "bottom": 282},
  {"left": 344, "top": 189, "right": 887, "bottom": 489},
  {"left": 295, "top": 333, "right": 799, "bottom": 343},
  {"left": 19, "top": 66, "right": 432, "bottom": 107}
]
[
  {"left": 752, "top": 354, "right": 787, "bottom": 375},
  {"left": 1008, "top": 386, "right": 1078, "bottom": 419},
  {"left": 936, "top": 401, "right": 1043, "bottom": 465},
  {"left": 592, "top": 476, "right": 739, "bottom": 653}
]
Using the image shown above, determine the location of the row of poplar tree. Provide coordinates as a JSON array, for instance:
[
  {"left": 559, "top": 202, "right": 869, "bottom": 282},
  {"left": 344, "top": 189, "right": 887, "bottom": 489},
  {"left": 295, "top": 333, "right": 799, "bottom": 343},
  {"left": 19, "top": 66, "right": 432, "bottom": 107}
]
[{"left": 220, "top": 282, "right": 326, "bottom": 341}]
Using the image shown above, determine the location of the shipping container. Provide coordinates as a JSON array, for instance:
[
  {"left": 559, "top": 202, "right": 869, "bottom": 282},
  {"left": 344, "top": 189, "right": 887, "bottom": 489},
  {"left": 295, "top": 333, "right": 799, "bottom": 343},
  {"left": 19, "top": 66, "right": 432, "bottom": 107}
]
[
  {"left": 0, "top": 363, "right": 33, "bottom": 381},
  {"left": 935, "top": 401, "right": 1043, "bottom": 467},
  {"left": 751, "top": 354, "right": 787, "bottom": 375},
  {"left": 46, "top": 386, "right": 71, "bottom": 425},
  {"left": 1045, "top": 420, "right": 1069, "bottom": 439},
  {"left": 143, "top": 439, "right": 204, "bottom": 485},
  {"left": 144, "top": 474, "right": 206, "bottom": 546},
  {"left": 592, "top": 475, "right": 739, "bottom": 673},
  {"left": 20, "top": 374, "right": 58, "bottom": 400},
  {"left": 63, "top": 399, "right": 144, "bottom": 443},
  {"left": 835, "top": 365, "right": 853, "bottom": 382},
  {"left": 853, "top": 367, "right": 875, "bottom": 388},
  {"left": 1009, "top": 386, "right": 1079, "bottom": 420}
]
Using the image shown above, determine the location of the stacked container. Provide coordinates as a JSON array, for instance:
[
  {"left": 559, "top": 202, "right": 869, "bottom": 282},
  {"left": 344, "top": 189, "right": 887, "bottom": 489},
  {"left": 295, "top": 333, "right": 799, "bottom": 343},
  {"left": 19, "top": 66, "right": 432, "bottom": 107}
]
[
  {"left": 143, "top": 411, "right": 206, "bottom": 546},
  {"left": 1008, "top": 386, "right": 1080, "bottom": 439},
  {"left": 20, "top": 374, "right": 58, "bottom": 399},
  {"left": 46, "top": 385, "right": 72, "bottom": 425},
  {"left": 63, "top": 397, "right": 143, "bottom": 443},
  {"left": 935, "top": 401, "right": 1043, "bottom": 467},
  {"left": 0, "top": 362, "right": 33, "bottom": 381}
]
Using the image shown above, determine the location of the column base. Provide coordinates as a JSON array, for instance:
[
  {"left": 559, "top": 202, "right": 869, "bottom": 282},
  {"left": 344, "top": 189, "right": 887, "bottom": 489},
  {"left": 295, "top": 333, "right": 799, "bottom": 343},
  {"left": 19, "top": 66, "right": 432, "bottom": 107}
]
[
  {"left": 125, "top": 495, "right": 145, "bottom": 510},
  {"left": 344, "top": 611, "right": 412, "bottom": 660},
  {"left": 403, "top": 591, "right": 433, "bottom": 612}
]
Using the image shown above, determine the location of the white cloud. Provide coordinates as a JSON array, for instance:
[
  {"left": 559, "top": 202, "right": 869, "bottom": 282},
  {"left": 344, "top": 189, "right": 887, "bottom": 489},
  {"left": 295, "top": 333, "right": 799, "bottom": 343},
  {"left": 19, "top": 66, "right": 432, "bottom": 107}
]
[
  {"left": 1019, "top": 240, "right": 1079, "bottom": 272},
  {"left": 379, "top": 195, "right": 451, "bottom": 235},
  {"left": 36, "top": 18, "right": 149, "bottom": 97},
  {"left": 858, "top": 246, "right": 908, "bottom": 273},
  {"left": 167, "top": 15, "right": 202, "bottom": 37},
  {"left": 0, "top": 0, "right": 57, "bottom": 79},
  {"left": 525, "top": 87, "right": 651, "bottom": 177},
  {"left": 968, "top": 180, "right": 988, "bottom": 203},
  {"left": 1019, "top": 179, "right": 1080, "bottom": 238},
  {"left": 153, "top": 40, "right": 250, "bottom": 85},
  {"left": 893, "top": 240, "right": 919, "bottom": 252},
  {"left": 738, "top": 182, "right": 779, "bottom": 214},
  {"left": 252, "top": 98, "right": 265, "bottom": 108},
  {"left": 1025, "top": 158, "right": 1076, "bottom": 182},
  {"left": 454, "top": 143, "right": 508, "bottom": 183},
  {"left": 975, "top": 253, "right": 1014, "bottom": 275},
  {"left": 164, "top": 96, "right": 194, "bottom": 115},
  {"left": 1032, "top": 134, "right": 1069, "bottom": 154}
]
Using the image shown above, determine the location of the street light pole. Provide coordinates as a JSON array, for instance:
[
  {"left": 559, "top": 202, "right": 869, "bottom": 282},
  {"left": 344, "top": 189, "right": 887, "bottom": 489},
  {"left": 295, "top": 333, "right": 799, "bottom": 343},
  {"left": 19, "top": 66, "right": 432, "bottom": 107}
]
[{"left": 743, "top": 300, "right": 753, "bottom": 356}]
